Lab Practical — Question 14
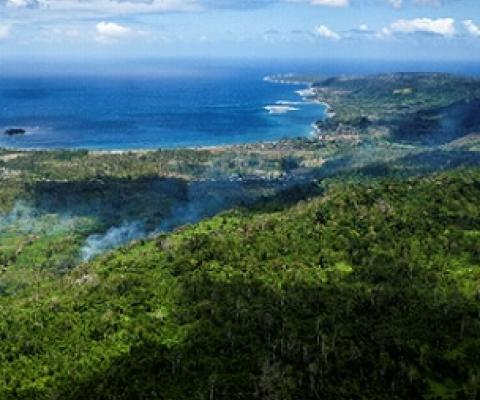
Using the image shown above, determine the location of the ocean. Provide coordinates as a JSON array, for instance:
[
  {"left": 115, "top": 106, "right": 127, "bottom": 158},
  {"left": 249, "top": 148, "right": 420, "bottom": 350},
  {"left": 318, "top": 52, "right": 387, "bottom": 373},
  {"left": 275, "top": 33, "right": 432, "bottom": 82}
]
[{"left": 1, "top": 59, "right": 479, "bottom": 150}]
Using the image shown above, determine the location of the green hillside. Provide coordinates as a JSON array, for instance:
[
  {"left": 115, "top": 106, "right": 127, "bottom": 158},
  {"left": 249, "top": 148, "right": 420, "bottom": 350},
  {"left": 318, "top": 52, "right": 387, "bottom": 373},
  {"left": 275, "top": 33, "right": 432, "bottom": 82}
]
[{"left": 1, "top": 167, "right": 479, "bottom": 399}]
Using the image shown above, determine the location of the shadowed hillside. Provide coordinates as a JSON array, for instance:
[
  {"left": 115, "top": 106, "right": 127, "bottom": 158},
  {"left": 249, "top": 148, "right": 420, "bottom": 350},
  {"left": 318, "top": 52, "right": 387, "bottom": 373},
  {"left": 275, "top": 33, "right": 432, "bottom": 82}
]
[{"left": 1, "top": 168, "right": 479, "bottom": 400}]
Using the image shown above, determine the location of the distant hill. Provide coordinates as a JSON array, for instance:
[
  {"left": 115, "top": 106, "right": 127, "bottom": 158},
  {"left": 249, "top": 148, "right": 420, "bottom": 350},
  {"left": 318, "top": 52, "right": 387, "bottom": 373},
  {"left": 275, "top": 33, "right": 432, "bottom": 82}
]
[{"left": 311, "top": 73, "right": 480, "bottom": 144}]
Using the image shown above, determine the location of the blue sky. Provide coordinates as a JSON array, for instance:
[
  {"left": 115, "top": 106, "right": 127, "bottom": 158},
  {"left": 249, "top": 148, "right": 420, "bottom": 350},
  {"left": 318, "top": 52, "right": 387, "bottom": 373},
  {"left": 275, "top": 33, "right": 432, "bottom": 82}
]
[{"left": 0, "top": 0, "right": 480, "bottom": 61}]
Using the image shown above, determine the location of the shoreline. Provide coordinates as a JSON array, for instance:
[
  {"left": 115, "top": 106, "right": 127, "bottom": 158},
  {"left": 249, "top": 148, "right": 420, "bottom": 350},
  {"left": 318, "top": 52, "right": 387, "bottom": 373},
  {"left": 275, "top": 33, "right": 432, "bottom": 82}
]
[
  {"left": 0, "top": 75, "right": 330, "bottom": 154},
  {"left": 0, "top": 138, "right": 312, "bottom": 155}
]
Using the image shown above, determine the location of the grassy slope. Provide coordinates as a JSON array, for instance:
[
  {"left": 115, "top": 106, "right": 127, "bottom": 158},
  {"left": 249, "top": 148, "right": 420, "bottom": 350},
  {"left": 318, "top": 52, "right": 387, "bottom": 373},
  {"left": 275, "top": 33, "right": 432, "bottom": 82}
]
[
  {"left": 1, "top": 167, "right": 479, "bottom": 399},
  {"left": 313, "top": 73, "right": 480, "bottom": 145}
]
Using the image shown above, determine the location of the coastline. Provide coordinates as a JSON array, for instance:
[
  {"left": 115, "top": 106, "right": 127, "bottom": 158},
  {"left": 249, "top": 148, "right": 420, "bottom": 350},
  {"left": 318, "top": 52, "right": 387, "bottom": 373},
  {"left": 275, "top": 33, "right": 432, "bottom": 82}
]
[
  {"left": 0, "top": 136, "right": 318, "bottom": 155},
  {"left": 265, "top": 74, "right": 332, "bottom": 139},
  {"left": 1, "top": 75, "right": 330, "bottom": 154}
]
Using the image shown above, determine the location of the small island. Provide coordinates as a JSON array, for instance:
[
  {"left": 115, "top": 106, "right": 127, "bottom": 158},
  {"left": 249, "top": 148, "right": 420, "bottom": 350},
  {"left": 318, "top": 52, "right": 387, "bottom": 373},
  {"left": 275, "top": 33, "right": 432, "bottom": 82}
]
[{"left": 4, "top": 128, "right": 26, "bottom": 136}]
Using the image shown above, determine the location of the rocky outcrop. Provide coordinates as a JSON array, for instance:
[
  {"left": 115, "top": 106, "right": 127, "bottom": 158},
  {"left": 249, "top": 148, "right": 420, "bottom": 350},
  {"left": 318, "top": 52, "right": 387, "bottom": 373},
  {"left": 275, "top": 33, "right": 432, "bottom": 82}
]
[{"left": 4, "top": 128, "right": 26, "bottom": 136}]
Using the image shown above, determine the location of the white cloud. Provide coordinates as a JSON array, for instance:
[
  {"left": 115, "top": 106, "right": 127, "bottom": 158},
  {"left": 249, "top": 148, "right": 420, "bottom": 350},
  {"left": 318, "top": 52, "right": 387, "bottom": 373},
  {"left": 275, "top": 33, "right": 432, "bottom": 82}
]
[
  {"left": 386, "top": 0, "right": 448, "bottom": 8},
  {"left": 314, "top": 24, "right": 341, "bottom": 40},
  {"left": 5, "top": 0, "right": 36, "bottom": 7},
  {"left": 310, "top": 0, "right": 349, "bottom": 6},
  {"left": 413, "top": 0, "right": 442, "bottom": 6},
  {"left": 464, "top": 20, "right": 480, "bottom": 37},
  {"left": 96, "top": 21, "right": 131, "bottom": 37},
  {"left": 386, "top": 0, "right": 402, "bottom": 9},
  {"left": 285, "top": 0, "right": 349, "bottom": 6},
  {"left": 388, "top": 17, "right": 455, "bottom": 37},
  {"left": 0, "top": 24, "right": 10, "bottom": 39},
  {"left": 2, "top": 0, "right": 200, "bottom": 15},
  {"left": 95, "top": 21, "right": 142, "bottom": 44}
]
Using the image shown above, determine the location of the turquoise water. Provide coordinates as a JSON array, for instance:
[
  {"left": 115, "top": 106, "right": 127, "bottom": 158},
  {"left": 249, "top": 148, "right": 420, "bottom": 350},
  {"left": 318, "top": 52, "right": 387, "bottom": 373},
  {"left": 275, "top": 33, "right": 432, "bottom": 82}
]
[{"left": 0, "top": 63, "right": 326, "bottom": 150}]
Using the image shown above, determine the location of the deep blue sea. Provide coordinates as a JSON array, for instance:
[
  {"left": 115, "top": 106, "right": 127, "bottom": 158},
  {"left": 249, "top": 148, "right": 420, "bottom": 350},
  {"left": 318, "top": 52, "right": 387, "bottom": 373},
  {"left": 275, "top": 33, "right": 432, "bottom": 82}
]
[{"left": 1, "top": 59, "right": 479, "bottom": 150}]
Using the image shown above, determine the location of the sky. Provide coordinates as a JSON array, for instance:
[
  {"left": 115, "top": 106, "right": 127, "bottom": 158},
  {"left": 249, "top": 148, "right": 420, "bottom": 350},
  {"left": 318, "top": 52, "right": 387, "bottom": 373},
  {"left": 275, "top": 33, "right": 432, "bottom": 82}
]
[{"left": 0, "top": 0, "right": 480, "bottom": 62}]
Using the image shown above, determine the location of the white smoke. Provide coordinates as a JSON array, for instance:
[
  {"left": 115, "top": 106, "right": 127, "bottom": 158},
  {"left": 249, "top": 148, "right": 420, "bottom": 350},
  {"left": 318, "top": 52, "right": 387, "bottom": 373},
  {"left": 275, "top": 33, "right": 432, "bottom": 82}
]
[
  {"left": 81, "top": 221, "right": 146, "bottom": 261},
  {"left": 79, "top": 179, "right": 289, "bottom": 261},
  {"left": 0, "top": 201, "right": 77, "bottom": 234}
]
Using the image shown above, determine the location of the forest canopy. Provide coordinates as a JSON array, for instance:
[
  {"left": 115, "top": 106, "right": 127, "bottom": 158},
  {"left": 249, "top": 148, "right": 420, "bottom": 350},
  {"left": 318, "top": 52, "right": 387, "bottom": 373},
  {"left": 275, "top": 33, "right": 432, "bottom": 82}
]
[{"left": 0, "top": 167, "right": 479, "bottom": 399}]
